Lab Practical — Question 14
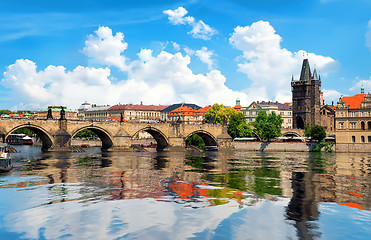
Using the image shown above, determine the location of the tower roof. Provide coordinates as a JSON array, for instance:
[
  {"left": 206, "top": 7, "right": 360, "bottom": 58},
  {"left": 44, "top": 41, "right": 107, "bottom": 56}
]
[
  {"left": 313, "top": 68, "right": 318, "bottom": 80},
  {"left": 299, "top": 59, "right": 312, "bottom": 81}
]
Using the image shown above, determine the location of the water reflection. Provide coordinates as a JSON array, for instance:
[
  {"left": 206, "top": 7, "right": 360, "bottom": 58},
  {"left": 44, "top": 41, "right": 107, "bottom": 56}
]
[{"left": 0, "top": 147, "right": 370, "bottom": 239}]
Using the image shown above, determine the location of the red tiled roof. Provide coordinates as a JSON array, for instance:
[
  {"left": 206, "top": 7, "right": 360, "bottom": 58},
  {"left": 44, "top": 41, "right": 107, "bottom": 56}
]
[
  {"left": 342, "top": 94, "right": 366, "bottom": 109},
  {"left": 108, "top": 104, "right": 168, "bottom": 111},
  {"left": 169, "top": 106, "right": 196, "bottom": 116},
  {"left": 233, "top": 105, "right": 241, "bottom": 111},
  {"left": 195, "top": 106, "right": 210, "bottom": 115}
]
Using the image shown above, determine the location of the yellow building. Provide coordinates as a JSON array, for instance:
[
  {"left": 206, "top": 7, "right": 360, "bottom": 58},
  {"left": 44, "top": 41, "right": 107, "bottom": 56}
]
[
  {"left": 241, "top": 101, "right": 293, "bottom": 128},
  {"left": 335, "top": 86, "right": 371, "bottom": 143}
]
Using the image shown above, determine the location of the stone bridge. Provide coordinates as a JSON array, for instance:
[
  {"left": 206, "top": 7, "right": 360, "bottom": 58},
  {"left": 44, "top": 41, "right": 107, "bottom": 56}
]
[{"left": 0, "top": 118, "right": 232, "bottom": 152}]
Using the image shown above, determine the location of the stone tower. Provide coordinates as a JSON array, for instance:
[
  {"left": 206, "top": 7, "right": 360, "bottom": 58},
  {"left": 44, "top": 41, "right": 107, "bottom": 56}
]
[{"left": 291, "top": 59, "right": 321, "bottom": 129}]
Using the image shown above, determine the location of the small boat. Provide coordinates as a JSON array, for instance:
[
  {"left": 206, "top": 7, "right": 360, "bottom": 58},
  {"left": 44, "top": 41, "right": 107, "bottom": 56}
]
[
  {"left": 0, "top": 143, "right": 13, "bottom": 172},
  {"left": 204, "top": 146, "right": 218, "bottom": 151}
]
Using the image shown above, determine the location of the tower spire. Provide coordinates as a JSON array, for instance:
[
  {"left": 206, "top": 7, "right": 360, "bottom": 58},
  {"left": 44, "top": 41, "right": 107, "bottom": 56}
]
[
  {"left": 361, "top": 80, "right": 365, "bottom": 94},
  {"left": 299, "top": 59, "right": 311, "bottom": 81}
]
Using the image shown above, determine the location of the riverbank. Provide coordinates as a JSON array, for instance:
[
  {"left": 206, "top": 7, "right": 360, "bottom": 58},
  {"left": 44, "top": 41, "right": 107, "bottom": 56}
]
[{"left": 232, "top": 141, "right": 334, "bottom": 152}]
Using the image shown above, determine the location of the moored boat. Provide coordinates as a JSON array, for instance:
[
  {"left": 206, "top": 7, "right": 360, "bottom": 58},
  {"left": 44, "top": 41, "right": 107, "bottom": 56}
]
[{"left": 0, "top": 143, "right": 13, "bottom": 172}]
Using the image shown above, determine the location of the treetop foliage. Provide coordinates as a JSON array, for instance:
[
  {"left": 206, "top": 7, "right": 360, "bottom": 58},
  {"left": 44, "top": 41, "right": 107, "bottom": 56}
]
[
  {"left": 251, "top": 111, "right": 283, "bottom": 141},
  {"left": 204, "top": 103, "right": 236, "bottom": 124}
]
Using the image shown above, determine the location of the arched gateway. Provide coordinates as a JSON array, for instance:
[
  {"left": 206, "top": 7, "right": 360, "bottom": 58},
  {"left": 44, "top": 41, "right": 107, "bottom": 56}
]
[{"left": 0, "top": 118, "right": 231, "bottom": 152}]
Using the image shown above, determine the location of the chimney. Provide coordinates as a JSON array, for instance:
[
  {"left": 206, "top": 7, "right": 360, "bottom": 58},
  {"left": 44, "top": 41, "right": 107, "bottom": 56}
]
[
  {"left": 276, "top": 101, "right": 278, "bottom": 104},
  {"left": 257, "top": 101, "right": 259, "bottom": 104},
  {"left": 140, "top": 101, "right": 143, "bottom": 105},
  {"left": 268, "top": 101, "right": 271, "bottom": 104}
]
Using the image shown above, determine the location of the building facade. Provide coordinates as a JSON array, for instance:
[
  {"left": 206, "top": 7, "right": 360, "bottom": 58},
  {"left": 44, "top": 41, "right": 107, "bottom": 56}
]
[
  {"left": 108, "top": 103, "right": 168, "bottom": 122},
  {"left": 160, "top": 103, "right": 201, "bottom": 122},
  {"left": 241, "top": 101, "right": 293, "bottom": 128},
  {"left": 291, "top": 59, "right": 321, "bottom": 128},
  {"left": 167, "top": 106, "right": 210, "bottom": 124},
  {"left": 37, "top": 107, "right": 77, "bottom": 120},
  {"left": 335, "top": 89, "right": 371, "bottom": 143}
]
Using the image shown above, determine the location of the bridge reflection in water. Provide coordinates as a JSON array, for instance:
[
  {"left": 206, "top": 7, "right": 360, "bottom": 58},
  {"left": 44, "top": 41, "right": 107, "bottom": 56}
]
[{"left": 0, "top": 147, "right": 370, "bottom": 239}]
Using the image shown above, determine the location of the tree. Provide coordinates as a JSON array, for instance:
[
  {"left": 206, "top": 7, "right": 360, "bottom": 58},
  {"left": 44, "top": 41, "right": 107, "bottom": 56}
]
[
  {"left": 237, "top": 122, "right": 254, "bottom": 138},
  {"left": 204, "top": 103, "right": 236, "bottom": 124},
  {"left": 186, "top": 134, "right": 205, "bottom": 150},
  {"left": 74, "top": 129, "right": 98, "bottom": 139},
  {"left": 306, "top": 125, "right": 326, "bottom": 142},
  {"left": 228, "top": 111, "right": 253, "bottom": 138},
  {"left": 13, "top": 127, "right": 35, "bottom": 136},
  {"left": 251, "top": 111, "right": 283, "bottom": 141}
]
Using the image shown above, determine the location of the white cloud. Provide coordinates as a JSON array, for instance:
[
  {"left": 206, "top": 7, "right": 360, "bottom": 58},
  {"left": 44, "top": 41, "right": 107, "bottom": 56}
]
[
  {"left": 229, "top": 20, "right": 336, "bottom": 103},
  {"left": 366, "top": 20, "right": 371, "bottom": 52},
  {"left": 195, "top": 47, "right": 215, "bottom": 70},
  {"left": 82, "top": 26, "right": 129, "bottom": 71},
  {"left": 163, "top": 7, "right": 216, "bottom": 40},
  {"left": 2, "top": 27, "right": 247, "bottom": 110},
  {"left": 349, "top": 77, "right": 371, "bottom": 93},
  {"left": 172, "top": 41, "right": 180, "bottom": 52},
  {"left": 322, "top": 89, "right": 342, "bottom": 104},
  {"left": 183, "top": 46, "right": 195, "bottom": 56}
]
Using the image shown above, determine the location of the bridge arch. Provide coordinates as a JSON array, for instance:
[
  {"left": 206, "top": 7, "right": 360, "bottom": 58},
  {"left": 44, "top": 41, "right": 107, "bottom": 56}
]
[
  {"left": 282, "top": 131, "right": 302, "bottom": 138},
  {"left": 6, "top": 124, "right": 54, "bottom": 151},
  {"left": 132, "top": 127, "right": 169, "bottom": 151},
  {"left": 296, "top": 116, "right": 305, "bottom": 129},
  {"left": 185, "top": 130, "right": 218, "bottom": 147},
  {"left": 71, "top": 126, "right": 114, "bottom": 151}
]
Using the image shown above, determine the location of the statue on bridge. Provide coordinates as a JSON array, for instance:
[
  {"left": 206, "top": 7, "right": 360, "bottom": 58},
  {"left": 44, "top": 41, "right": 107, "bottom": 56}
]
[
  {"left": 60, "top": 108, "right": 66, "bottom": 120},
  {"left": 46, "top": 108, "right": 53, "bottom": 119}
]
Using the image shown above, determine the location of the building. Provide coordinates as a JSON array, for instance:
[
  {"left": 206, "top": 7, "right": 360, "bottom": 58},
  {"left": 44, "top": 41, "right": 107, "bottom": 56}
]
[
  {"left": 84, "top": 105, "right": 111, "bottom": 121},
  {"left": 320, "top": 105, "right": 336, "bottom": 132},
  {"left": 77, "top": 101, "right": 93, "bottom": 120},
  {"left": 291, "top": 59, "right": 322, "bottom": 128},
  {"left": 160, "top": 103, "right": 201, "bottom": 122},
  {"left": 167, "top": 105, "right": 210, "bottom": 124},
  {"left": 36, "top": 107, "right": 77, "bottom": 120},
  {"left": 335, "top": 85, "right": 371, "bottom": 143},
  {"left": 108, "top": 102, "right": 168, "bottom": 122},
  {"left": 241, "top": 101, "right": 293, "bottom": 128}
]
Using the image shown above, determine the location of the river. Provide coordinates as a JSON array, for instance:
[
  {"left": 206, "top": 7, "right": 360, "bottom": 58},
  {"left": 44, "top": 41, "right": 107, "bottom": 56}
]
[{"left": 0, "top": 145, "right": 370, "bottom": 240}]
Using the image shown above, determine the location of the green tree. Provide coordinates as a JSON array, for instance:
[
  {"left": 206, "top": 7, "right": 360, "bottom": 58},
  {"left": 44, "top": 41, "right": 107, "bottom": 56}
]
[
  {"left": 227, "top": 112, "right": 245, "bottom": 138},
  {"left": 237, "top": 122, "right": 254, "bottom": 138},
  {"left": 307, "top": 125, "right": 326, "bottom": 142},
  {"left": 204, "top": 103, "right": 236, "bottom": 124},
  {"left": 227, "top": 111, "right": 254, "bottom": 138},
  {"left": 251, "top": 111, "right": 283, "bottom": 141},
  {"left": 13, "top": 127, "right": 35, "bottom": 136},
  {"left": 74, "top": 129, "right": 98, "bottom": 139},
  {"left": 186, "top": 134, "right": 205, "bottom": 150}
]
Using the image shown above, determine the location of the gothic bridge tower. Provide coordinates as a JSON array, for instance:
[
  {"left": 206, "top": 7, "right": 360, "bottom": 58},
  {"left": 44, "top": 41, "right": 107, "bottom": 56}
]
[{"left": 291, "top": 59, "right": 321, "bottom": 129}]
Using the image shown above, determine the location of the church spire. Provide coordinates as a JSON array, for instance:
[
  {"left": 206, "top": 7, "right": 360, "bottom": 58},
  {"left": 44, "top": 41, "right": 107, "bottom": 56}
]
[
  {"left": 361, "top": 80, "right": 365, "bottom": 94},
  {"left": 299, "top": 59, "right": 311, "bottom": 81}
]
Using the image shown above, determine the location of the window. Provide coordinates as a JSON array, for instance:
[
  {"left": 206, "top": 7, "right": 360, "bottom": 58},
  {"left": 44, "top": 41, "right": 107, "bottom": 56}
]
[
  {"left": 361, "top": 136, "right": 365, "bottom": 143},
  {"left": 280, "top": 112, "right": 284, "bottom": 116},
  {"left": 340, "top": 112, "right": 343, "bottom": 117},
  {"left": 339, "top": 122, "right": 344, "bottom": 129},
  {"left": 350, "top": 122, "right": 356, "bottom": 129},
  {"left": 352, "top": 136, "right": 356, "bottom": 143},
  {"left": 368, "top": 136, "right": 371, "bottom": 143}
]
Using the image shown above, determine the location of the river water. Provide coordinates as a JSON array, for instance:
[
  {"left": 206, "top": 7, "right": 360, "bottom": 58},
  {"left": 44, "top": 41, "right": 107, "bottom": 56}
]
[{"left": 0, "top": 145, "right": 370, "bottom": 240}]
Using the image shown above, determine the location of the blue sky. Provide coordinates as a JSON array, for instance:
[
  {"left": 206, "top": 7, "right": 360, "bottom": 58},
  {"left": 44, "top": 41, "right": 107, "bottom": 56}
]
[{"left": 1, "top": 0, "right": 371, "bottom": 110}]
